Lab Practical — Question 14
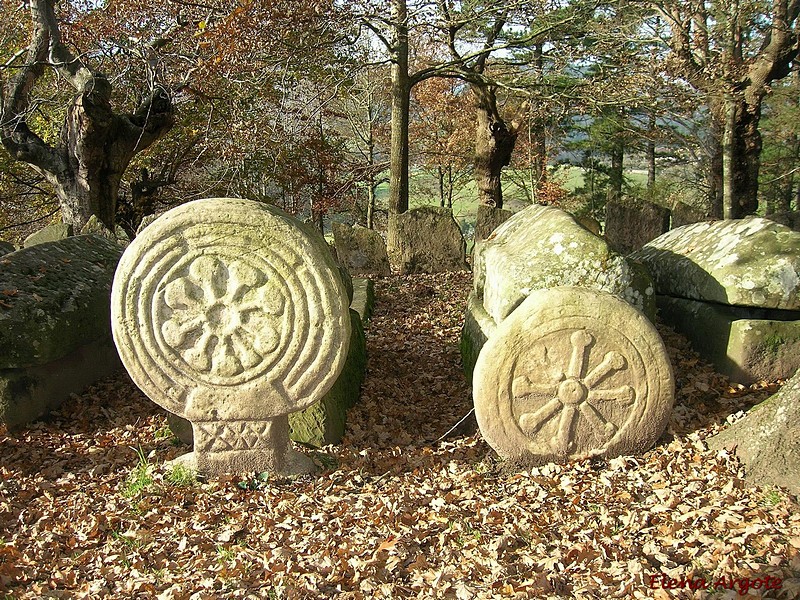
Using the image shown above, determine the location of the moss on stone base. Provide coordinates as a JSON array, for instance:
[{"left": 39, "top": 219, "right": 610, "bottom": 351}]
[{"left": 289, "top": 309, "right": 367, "bottom": 446}]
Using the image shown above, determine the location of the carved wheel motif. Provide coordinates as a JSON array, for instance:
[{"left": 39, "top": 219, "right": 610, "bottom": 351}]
[
  {"left": 473, "top": 287, "right": 673, "bottom": 463},
  {"left": 111, "top": 198, "right": 350, "bottom": 419},
  {"left": 156, "top": 251, "right": 289, "bottom": 386}
]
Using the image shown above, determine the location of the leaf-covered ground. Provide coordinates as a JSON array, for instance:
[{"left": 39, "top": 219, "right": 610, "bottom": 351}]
[{"left": 1, "top": 272, "right": 799, "bottom": 599}]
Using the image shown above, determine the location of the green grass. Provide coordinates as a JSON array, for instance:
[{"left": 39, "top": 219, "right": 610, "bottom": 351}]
[
  {"left": 368, "top": 165, "right": 669, "bottom": 238},
  {"left": 165, "top": 463, "right": 197, "bottom": 487},
  {"left": 122, "top": 446, "right": 154, "bottom": 498}
]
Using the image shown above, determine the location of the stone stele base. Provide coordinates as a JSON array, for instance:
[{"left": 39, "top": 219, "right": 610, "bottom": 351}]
[
  {"left": 170, "top": 414, "right": 315, "bottom": 476},
  {"left": 657, "top": 295, "right": 800, "bottom": 384}
]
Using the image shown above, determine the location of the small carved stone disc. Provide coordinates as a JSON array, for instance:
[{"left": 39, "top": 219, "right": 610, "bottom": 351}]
[
  {"left": 111, "top": 198, "right": 351, "bottom": 423},
  {"left": 473, "top": 286, "right": 674, "bottom": 464}
]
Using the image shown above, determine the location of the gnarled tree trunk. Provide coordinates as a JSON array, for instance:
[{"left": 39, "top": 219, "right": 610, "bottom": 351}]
[
  {"left": 473, "top": 85, "right": 518, "bottom": 209},
  {"left": 0, "top": 0, "right": 173, "bottom": 232}
]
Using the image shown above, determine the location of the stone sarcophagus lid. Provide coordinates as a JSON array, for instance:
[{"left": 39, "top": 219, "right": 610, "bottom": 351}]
[
  {"left": 462, "top": 205, "right": 674, "bottom": 466},
  {"left": 111, "top": 198, "right": 351, "bottom": 476}
]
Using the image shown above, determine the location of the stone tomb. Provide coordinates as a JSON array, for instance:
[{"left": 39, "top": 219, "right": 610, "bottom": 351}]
[
  {"left": 604, "top": 198, "right": 670, "bottom": 255},
  {"left": 331, "top": 223, "right": 391, "bottom": 276},
  {"left": 462, "top": 205, "right": 657, "bottom": 378},
  {"left": 111, "top": 198, "right": 351, "bottom": 475},
  {"left": 0, "top": 235, "right": 123, "bottom": 427},
  {"left": 631, "top": 217, "right": 800, "bottom": 383},
  {"left": 392, "top": 206, "right": 469, "bottom": 274}
]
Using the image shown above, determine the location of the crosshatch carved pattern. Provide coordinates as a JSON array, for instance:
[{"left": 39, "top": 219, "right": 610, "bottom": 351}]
[{"left": 193, "top": 420, "right": 274, "bottom": 452}]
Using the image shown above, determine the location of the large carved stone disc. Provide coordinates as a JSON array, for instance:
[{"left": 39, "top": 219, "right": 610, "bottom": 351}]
[
  {"left": 473, "top": 286, "right": 674, "bottom": 464},
  {"left": 111, "top": 198, "right": 351, "bottom": 422}
]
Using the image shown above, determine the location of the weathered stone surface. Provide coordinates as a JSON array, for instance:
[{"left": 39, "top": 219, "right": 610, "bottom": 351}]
[
  {"left": 575, "top": 215, "right": 601, "bottom": 235},
  {"left": 23, "top": 223, "right": 74, "bottom": 248},
  {"left": 631, "top": 217, "right": 800, "bottom": 310},
  {"left": 473, "top": 287, "right": 674, "bottom": 465},
  {"left": 0, "top": 242, "right": 15, "bottom": 257},
  {"left": 288, "top": 309, "right": 366, "bottom": 446},
  {"left": 0, "top": 235, "right": 123, "bottom": 368},
  {"left": 332, "top": 223, "right": 391, "bottom": 276},
  {"left": 473, "top": 205, "right": 656, "bottom": 325},
  {"left": 474, "top": 205, "right": 513, "bottom": 243},
  {"left": 351, "top": 278, "right": 375, "bottom": 323},
  {"left": 393, "top": 206, "right": 469, "bottom": 274},
  {"left": 170, "top": 308, "right": 368, "bottom": 448},
  {"left": 111, "top": 197, "right": 352, "bottom": 475},
  {"left": 766, "top": 211, "right": 800, "bottom": 232},
  {"left": 80, "top": 215, "right": 130, "bottom": 247},
  {"left": 136, "top": 214, "right": 159, "bottom": 235},
  {"left": 670, "top": 201, "right": 708, "bottom": 228},
  {"left": 1, "top": 338, "right": 120, "bottom": 428},
  {"left": 460, "top": 292, "right": 497, "bottom": 383},
  {"left": 656, "top": 296, "right": 800, "bottom": 384},
  {"left": 605, "top": 199, "right": 670, "bottom": 255},
  {"left": 0, "top": 235, "right": 123, "bottom": 427},
  {"left": 708, "top": 369, "right": 800, "bottom": 495}
]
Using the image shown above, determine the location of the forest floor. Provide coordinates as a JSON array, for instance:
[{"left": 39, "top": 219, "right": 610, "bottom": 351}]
[{"left": 1, "top": 272, "right": 799, "bottom": 599}]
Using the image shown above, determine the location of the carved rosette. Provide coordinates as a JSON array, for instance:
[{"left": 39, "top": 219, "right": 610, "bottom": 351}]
[
  {"left": 473, "top": 286, "right": 674, "bottom": 464},
  {"left": 111, "top": 198, "right": 351, "bottom": 424}
]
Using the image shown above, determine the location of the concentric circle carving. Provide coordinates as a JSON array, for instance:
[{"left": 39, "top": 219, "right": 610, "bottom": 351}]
[
  {"left": 473, "top": 286, "right": 673, "bottom": 464},
  {"left": 111, "top": 198, "right": 351, "bottom": 421}
]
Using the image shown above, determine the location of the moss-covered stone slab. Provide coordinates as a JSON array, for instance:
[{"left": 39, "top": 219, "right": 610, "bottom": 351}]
[
  {"left": 23, "top": 223, "right": 74, "bottom": 248},
  {"left": 632, "top": 217, "right": 800, "bottom": 310},
  {"left": 708, "top": 368, "right": 800, "bottom": 495},
  {"left": 332, "top": 223, "right": 390, "bottom": 276},
  {"left": 80, "top": 215, "right": 130, "bottom": 247},
  {"left": 474, "top": 205, "right": 656, "bottom": 325},
  {"left": 393, "top": 206, "right": 469, "bottom": 274},
  {"left": 657, "top": 296, "right": 800, "bottom": 384},
  {"left": 351, "top": 278, "right": 375, "bottom": 323},
  {"left": 289, "top": 309, "right": 366, "bottom": 446},
  {"left": 112, "top": 198, "right": 351, "bottom": 476},
  {"left": 0, "top": 235, "right": 123, "bottom": 368},
  {"left": 0, "top": 338, "right": 121, "bottom": 428}
]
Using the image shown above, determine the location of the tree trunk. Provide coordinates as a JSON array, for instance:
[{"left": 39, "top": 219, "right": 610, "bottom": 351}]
[
  {"left": 473, "top": 85, "right": 517, "bottom": 209},
  {"left": 447, "top": 165, "right": 453, "bottom": 209},
  {"left": 647, "top": 113, "right": 656, "bottom": 191},
  {"left": 733, "top": 98, "right": 763, "bottom": 217},
  {"left": 386, "top": 0, "right": 410, "bottom": 256},
  {"left": 438, "top": 166, "right": 445, "bottom": 207},
  {"left": 608, "top": 142, "right": 624, "bottom": 203},
  {"left": 366, "top": 180, "right": 376, "bottom": 229},
  {"left": 722, "top": 96, "right": 738, "bottom": 219},
  {"left": 32, "top": 83, "right": 170, "bottom": 231},
  {"left": 722, "top": 96, "right": 763, "bottom": 219},
  {"left": 0, "top": 0, "right": 173, "bottom": 232},
  {"left": 708, "top": 118, "right": 725, "bottom": 219}
]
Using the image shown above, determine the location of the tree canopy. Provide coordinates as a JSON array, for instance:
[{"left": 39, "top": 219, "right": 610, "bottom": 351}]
[{"left": 2, "top": 0, "right": 800, "bottom": 242}]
